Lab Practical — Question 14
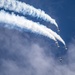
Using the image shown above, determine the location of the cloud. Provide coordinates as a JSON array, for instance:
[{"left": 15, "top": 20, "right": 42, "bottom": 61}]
[{"left": 0, "top": 27, "right": 75, "bottom": 75}]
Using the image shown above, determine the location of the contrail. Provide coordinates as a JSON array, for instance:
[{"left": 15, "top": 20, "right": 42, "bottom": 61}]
[
  {"left": 0, "top": 10, "right": 66, "bottom": 46},
  {"left": 41, "top": 26, "right": 65, "bottom": 45},
  {"left": 0, "top": 10, "right": 61, "bottom": 45},
  {"left": 0, "top": 0, "right": 58, "bottom": 28}
]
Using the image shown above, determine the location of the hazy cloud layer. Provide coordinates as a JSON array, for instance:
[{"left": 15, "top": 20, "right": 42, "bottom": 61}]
[{"left": 0, "top": 26, "right": 75, "bottom": 75}]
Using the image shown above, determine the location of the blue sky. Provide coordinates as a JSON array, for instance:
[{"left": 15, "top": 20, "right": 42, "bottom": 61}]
[
  {"left": 0, "top": 0, "right": 75, "bottom": 75},
  {"left": 22, "top": 0, "right": 75, "bottom": 43}
]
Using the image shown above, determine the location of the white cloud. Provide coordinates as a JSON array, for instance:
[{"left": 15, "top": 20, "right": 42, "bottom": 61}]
[{"left": 0, "top": 25, "right": 75, "bottom": 75}]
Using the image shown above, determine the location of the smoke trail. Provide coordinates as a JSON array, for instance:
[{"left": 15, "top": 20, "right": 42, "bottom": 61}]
[
  {"left": 41, "top": 26, "right": 65, "bottom": 46},
  {"left": 0, "top": 10, "right": 60, "bottom": 45},
  {"left": 0, "top": 0, "right": 58, "bottom": 28},
  {"left": 0, "top": 10, "right": 66, "bottom": 46}
]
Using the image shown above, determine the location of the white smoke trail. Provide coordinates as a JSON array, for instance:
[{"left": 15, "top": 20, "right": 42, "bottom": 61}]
[
  {"left": 41, "top": 26, "right": 65, "bottom": 46},
  {"left": 0, "top": 10, "right": 60, "bottom": 45},
  {"left": 0, "top": 0, "right": 58, "bottom": 28}
]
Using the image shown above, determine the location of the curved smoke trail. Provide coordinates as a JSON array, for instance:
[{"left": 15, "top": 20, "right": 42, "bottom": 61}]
[
  {"left": 0, "top": 10, "right": 58, "bottom": 44},
  {"left": 41, "top": 25, "right": 65, "bottom": 45},
  {"left": 0, "top": 0, "right": 58, "bottom": 28},
  {"left": 0, "top": 10, "right": 66, "bottom": 46}
]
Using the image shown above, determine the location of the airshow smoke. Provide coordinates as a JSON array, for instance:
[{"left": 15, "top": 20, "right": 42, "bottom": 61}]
[{"left": 0, "top": 0, "right": 66, "bottom": 46}]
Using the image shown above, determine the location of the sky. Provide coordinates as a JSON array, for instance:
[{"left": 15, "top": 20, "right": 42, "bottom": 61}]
[
  {"left": 0, "top": 0, "right": 75, "bottom": 75},
  {"left": 20, "top": 0, "right": 75, "bottom": 43}
]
